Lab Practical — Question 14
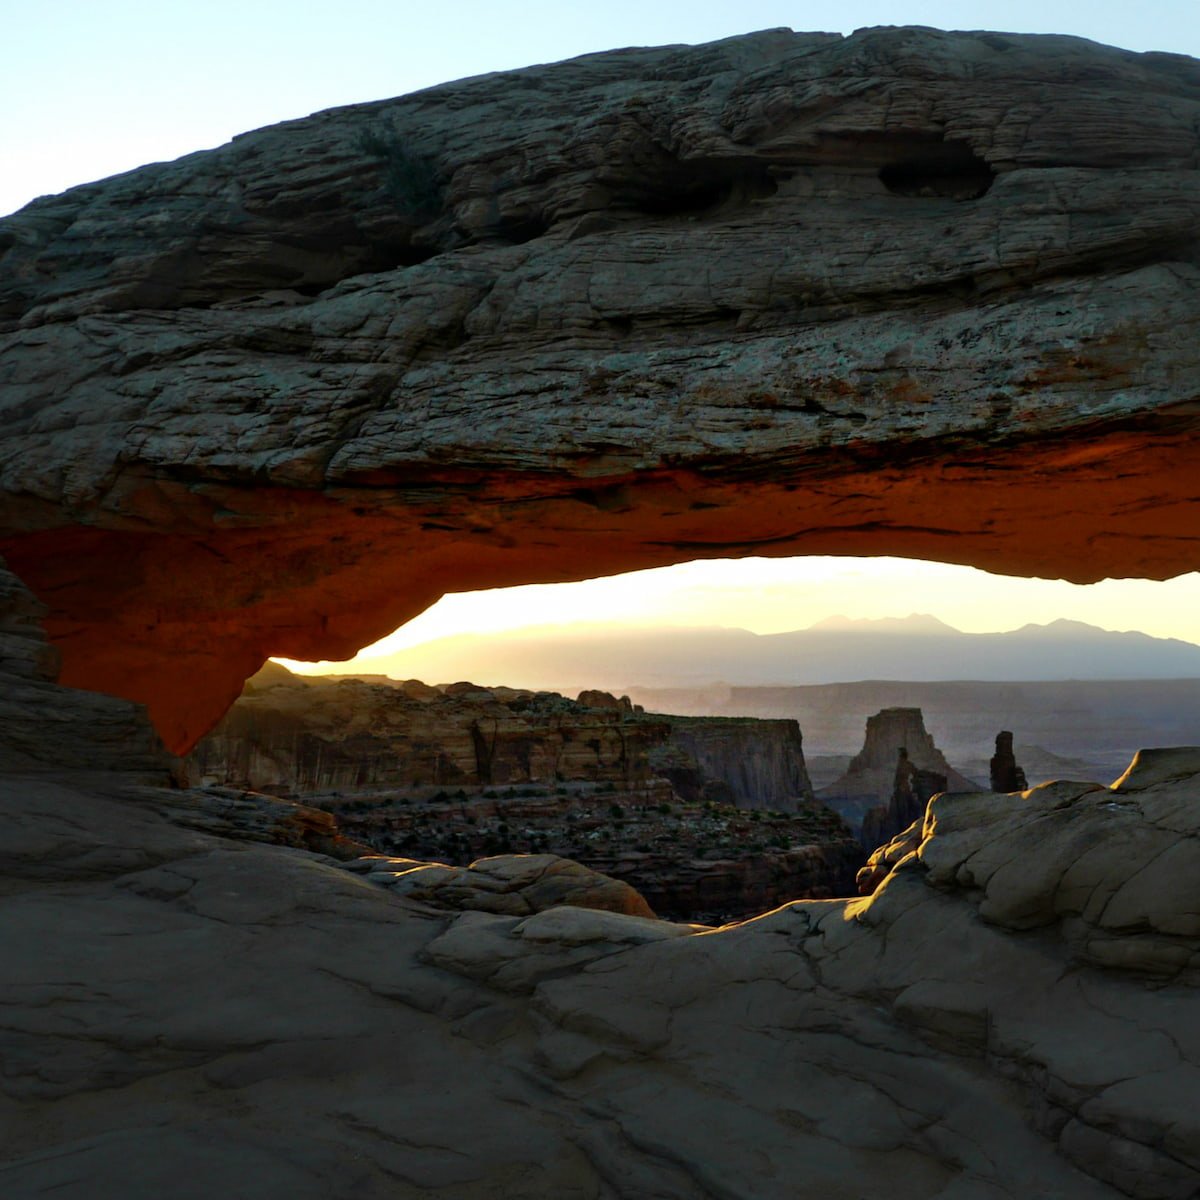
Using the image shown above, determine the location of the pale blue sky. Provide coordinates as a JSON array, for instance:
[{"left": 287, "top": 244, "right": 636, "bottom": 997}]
[
  {"left": 4, "top": 1, "right": 1199, "bottom": 216},
  {"left": 7, "top": 2, "right": 1200, "bottom": 649}
]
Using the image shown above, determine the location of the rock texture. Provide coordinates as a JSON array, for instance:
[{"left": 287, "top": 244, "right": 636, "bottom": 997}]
[
  {"left": 4, "top": 738, "right": 1200, "bottom": 1197},
  {"left": 2, "top": 28, "right": 1200, "bottom": 750},
  {"left": 190, "top": 668, "right": 671, "bottom": 793},
  {"left": 190, "top": 665, "right": 816, "bottom": 811},
  {"left": 653, "top": 715, "right": 815, "bottom": 809},
  {"left": 818, "top": 706, "right": 976, "bottom": 829},
  {"left": 856, "top": 817, "right": 923, "bottom": 895},
  {"left": 344, "top": 851, "right": 656, "bottom": 918}
]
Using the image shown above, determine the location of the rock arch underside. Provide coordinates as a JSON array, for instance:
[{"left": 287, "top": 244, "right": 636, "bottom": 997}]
[
  {"left": 4, "top": 29, "right": 1200, "bottom": 1200},
  {"left": 3, "top": 27, "right": 1200, "bottom": 753}
]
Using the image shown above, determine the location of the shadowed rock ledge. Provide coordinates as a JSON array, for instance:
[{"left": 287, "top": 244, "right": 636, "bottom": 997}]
[{"left": 2, "top": 27, "right": 1199, "bottom": 750}]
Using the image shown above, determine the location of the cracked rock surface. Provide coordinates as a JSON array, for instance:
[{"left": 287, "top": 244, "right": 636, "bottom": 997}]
[
  {"left": 1, "top": 28, "right": 1199, "bottom": 750},
  {"left": 4, "top": 706, "right": 1198, "bottom": 1196}
]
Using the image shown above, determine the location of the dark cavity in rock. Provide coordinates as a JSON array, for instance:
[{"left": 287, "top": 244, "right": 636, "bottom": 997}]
[{"left": 879, "top": 138, "right": 996, "bottom": 201}]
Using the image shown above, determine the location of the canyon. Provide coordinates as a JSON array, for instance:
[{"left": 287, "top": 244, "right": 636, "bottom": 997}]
[
  {"left": 2, "top": 24, "right": 1200, "bottom": 1200},
  {"left": 3, "top": 559, "right": 1199, "bottom": 1197},
  {"left": 629, "top": 678, "right": 1200, "bottom": 786},
  {"left": 190, "top": 663, "right": 817, "bottom": 808},
  {"left": 188, "top": 664, "right": 859, "bottom": 920}
]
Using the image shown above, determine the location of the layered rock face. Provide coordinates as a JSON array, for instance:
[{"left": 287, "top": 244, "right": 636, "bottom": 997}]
[
  {"left": 191, "top": 669, "right": 669, "bottom": 793},
  {"left": 655, "top": 715, "right": 815, "bottom": 809},
  {"left": 3, "top": 28, "right": 1200, "bottom": 751},
  {"left": 818, "top": 706, "right": 976, "bottom": 829},
  {"left": 190, "top": 666, "right": 817, "bottom": 812}
]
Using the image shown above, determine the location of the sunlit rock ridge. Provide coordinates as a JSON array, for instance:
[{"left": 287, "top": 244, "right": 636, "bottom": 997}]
[{"left": 2, "top": 27, "right": 1200, "bottom": 751}]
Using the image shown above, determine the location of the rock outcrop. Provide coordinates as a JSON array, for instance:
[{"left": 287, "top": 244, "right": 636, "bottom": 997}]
[
  {"left": 991, "top": 728, "right": 1030, "bottom": 792},
  {"left": 818, "top": 707, "right": 976, "bottom": 829},
  {"left": 190, "top": 669, "right": 671, "bottom": 793},
  {"left": 859, "top": 748, "right": 947, "bottom": 851},
  {"left": 2, "top": 28, "right": 1200, "bottom": 751},
  {"left": 190, "top": 667, "right": 817, "bottom": 810},
  {"left": 652, "top": 715, "right": 815, "bottom": 810},
  {"left": 4, "top": 732, "right": 1199, "bottom": 1197},
  {"left": 856, "top": 817, "right": 923, "bottom": 895},
  {"left": 345, "top": 852, "right": 656, "bottom": 918}
]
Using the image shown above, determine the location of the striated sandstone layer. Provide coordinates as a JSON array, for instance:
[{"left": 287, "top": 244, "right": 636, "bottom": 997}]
[
  {"left": 2, "top": 28, "right": 1200, "bottom": 750},
  {"left": 654, "top": 715, "right": 815, "bottom": 808},
  {"left": 190, "top": 667, "right": 671, "bottom": 793},
  {"left": 189, "top": 665, "right": 817, "bottom": 810}
]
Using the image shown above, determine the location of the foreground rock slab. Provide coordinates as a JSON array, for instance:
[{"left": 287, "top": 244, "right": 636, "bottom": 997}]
[
  {"left": 2, "top": 28, "right": 1200, "bottom": 749},
  {"left": 3, "top": 744, "right": 1198, "bottom": 1198}
]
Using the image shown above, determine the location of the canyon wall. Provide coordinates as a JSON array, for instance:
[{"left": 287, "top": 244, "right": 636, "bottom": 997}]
[
  {"left": 191, "top": 668, "right": 666, "bottom": 793},
  {"left": 656, "top": 716, "right": 815, "bottom": 810},
  {"left": 1, "top": 28, "right": 1199, "bottom": 751},
  {"left": 190, "top": 666, "right": 819, "bottom": 812}
]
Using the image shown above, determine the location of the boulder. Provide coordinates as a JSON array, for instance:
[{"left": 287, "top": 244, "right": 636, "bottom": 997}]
[{"left": 347, "top": 851, "right": 657, "bottom": 918}]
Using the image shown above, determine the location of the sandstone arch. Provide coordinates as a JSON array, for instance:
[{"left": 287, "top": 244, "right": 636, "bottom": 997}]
[{"left": 2, "top": 27, "right": 1199, "bottom": 752}]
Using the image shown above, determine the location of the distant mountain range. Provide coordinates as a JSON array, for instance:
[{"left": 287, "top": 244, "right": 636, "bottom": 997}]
[{"left": 330, "top": 615, "right": 1200, "bottom": 692}]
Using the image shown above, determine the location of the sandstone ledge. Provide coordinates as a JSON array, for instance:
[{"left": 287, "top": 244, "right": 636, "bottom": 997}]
[{"left": 2, "top": 742, "right": 1198, "bottom": 1197}]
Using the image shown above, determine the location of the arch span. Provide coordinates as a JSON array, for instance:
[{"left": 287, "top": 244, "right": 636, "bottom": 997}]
[{"left": 1, "top": 27, "right": 1199, "bottom": 752}]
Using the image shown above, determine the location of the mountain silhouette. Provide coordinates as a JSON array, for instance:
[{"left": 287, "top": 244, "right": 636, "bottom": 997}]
[{"left": 335, "top": 615, "right": 1200, "bottom": 692}]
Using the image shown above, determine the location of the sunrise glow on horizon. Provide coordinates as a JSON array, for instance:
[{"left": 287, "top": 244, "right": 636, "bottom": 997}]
[{"left": 275, "top": 556, "right": 1200, "bottom": 675}]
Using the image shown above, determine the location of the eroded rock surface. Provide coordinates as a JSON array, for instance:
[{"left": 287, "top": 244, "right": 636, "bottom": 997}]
[
  {"left": 819, "top": 705, "right": 976, "bottom": 830},
  {"left": 3, "top": 554, "right": 1197, "bottom": 1196},
  {"left": 4, "top": 742, "right": 1199, "bottom": 1198},
  {"left": 2, "top": 28, "right": 1200, "bottom": 750},
  {"left": 345, "top": 851, "right": 656, "bottom": 919}
]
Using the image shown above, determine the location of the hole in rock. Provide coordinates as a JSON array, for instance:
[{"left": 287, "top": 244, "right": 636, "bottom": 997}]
[
  {"left": 879, "top": 140, "right": 995, "bottom": 200},
  {"left": 620, "top": 157, "right": 778, "bottom": 217},
  {"left": 492, "top": 213, "right": 552, "bottom": 245},
  {"left": 222, "top": 554, "right": 1200, "bottom": 924}
]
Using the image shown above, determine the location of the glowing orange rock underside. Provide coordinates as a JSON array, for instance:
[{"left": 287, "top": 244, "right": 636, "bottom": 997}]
[{"left": 2, "top": 424, "right": 1196, "bottom": 755}]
